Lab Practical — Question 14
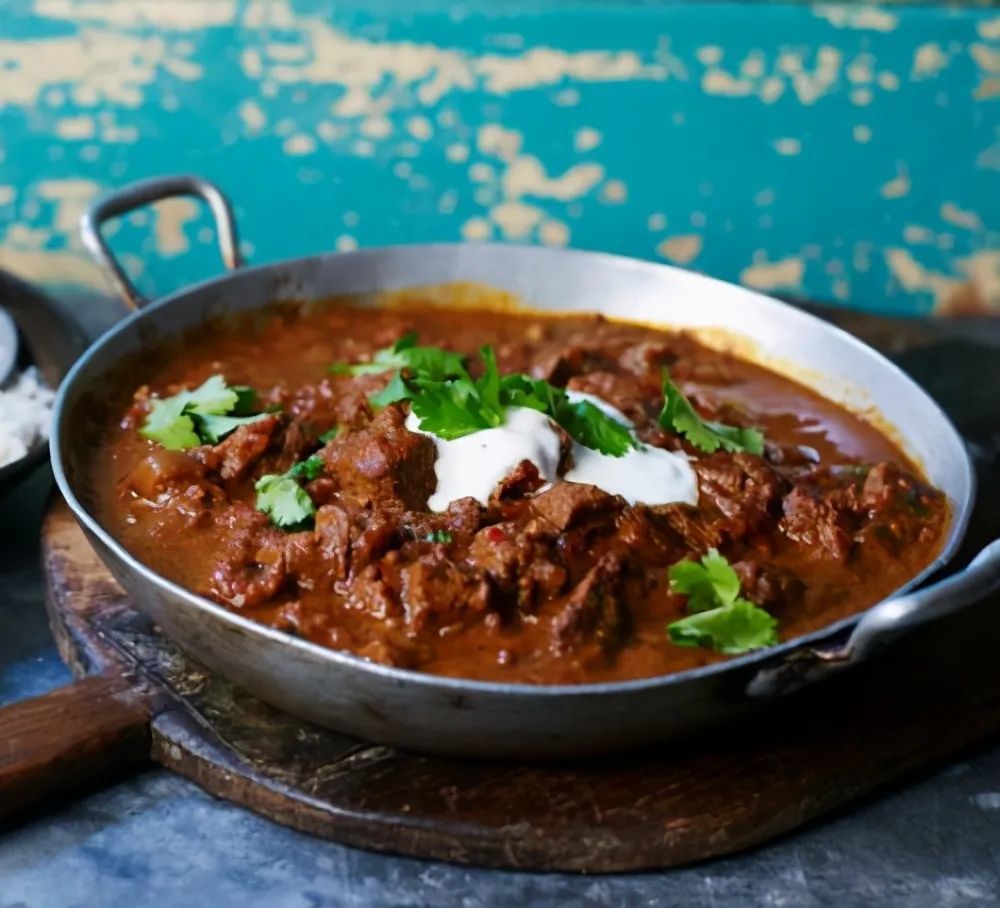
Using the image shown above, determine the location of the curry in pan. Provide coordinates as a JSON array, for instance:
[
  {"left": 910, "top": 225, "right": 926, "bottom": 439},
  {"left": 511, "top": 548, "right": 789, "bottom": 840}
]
[{"left": 92, "top": 298, "right": 948, "bottom": 684}]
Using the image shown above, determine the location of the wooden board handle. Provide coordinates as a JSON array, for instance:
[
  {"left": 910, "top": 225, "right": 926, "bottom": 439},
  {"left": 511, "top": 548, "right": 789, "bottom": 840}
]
[{"left": 0, "top": 674, "right": 151, "bottom": 819}]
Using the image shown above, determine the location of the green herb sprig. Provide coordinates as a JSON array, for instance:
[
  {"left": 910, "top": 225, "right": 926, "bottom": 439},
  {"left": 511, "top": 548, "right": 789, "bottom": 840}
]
[
  {"left": 667, "top": 549, "right": 778, "bottom": 654},
  {"left": 659, "top": 370, "right": 764, "bottom": 455},
  {"left": 333, "top": 337, "right": 636, "bottom": 457},
  {"left": 255, "top": 454, "right": 325, "bottom": 528},
  {"left": 141, "top": 375, "right": 270, "bottom": 450}
]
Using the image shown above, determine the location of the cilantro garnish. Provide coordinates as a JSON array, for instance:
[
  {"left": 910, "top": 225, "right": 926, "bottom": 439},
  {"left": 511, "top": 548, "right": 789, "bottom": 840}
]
[
  {"left": 658, "top": 370, "right": 764, "bottom": 455},
  {"left": 141, "top": 375, "right": 269, "bottom": 451},
  {"left": 666, "top": 549, "right": 778, "bottom": 654},
  {"left": 330, "top": 332, "right": 467, "bottom": 382},
  {"left": 409, "top": 345, "right": 507, "bottom": 439},
  {"left": 318, "top": 426, "right": 340, "bottom": 443},
  {"left": 255, "top": 454, "right": 325, "bottom": 528},
  {"left": 340, "top": 336, "right": 636, "bottom": 456},
  {"left": 424, "top": 530, "right": 454, "bottom": 544}
]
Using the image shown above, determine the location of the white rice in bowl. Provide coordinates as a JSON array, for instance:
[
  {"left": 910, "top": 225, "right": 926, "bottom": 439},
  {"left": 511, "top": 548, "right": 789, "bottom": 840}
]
[{"left": 0, "top": 367, "right": 55, "bottom": 467}]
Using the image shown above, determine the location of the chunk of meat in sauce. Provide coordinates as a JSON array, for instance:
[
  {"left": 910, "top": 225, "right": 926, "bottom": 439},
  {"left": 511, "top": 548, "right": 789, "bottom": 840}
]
[
  {"left": 467, "top": 523, "right": 568, "bottom": 609},
  {"left": 191, "top": 414, "right": 281, "bottom": 481},
  {"left": 320, "top": 404, "right": 436, "bottom": 510},
  {"left": 210, "top": 504, "right": 290, "bottom": 608},
  {"left": 780, "top": 486, "right": 853, "bottom": 561},
  {"left": 694, "top": 453, "right": 786, "bottom": 542},
  {"left": 550, "top": 553, "right": 628, "bottom": 655},
  {"left": 530, "top": 482, "right": 623, "bottom": 533},
  {"left": 399, "top": 550, "right": 492, "bottom": 631}
]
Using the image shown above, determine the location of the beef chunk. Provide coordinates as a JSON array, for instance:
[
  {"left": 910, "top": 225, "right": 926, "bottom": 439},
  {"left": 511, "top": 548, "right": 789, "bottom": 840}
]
[
  {"left": 530, "top": 482, "right": 622, "bottom": 533},
  {"left": 652, "top": 503, "right": 724, "bottom": 551},
  {"left": 617, "top": 341, "right": 676, "bottom": 377},
  {"left": 399, "top": 551, "right": 491, "bottom": 631},
  {"left": 694, "top": 452, "right": 785, "bottom": 541},
  {"left": 467, "top": 523, "right": 568, "bottom": 609},
  {"left": 566, "top": 371, "right": 650, "bottom": 424},
  {"left": 209, "top": 504, "right": 289, "bottom": 607},
  {"left": 313, "top": 504, "right": 352, "bottom": 582},
  {"left": 531, "top": 344, "right": 614, "bottom": 385},
  {"left": 732, "top": 561, "right": 805, "bottom": 610},
  {"left": 780, "top": 486, "right": 852, "bottom": 561},
  {"left": 549, "top": 554, "right": 628, "bottom": 654},
  {"left": 615, "top": 506, "right": 682, "bottom": 565},
  {"left": 346, "top": 563, "right": 400, "bottom": 620},
  {"left": 491, "top": 459, "right": 546, "bottom": 502},
  {"left": 192, "top": 414, "right": 280, "bottom": 481},
  {"left": 321, "top": 404, "right": 436, "bottom": 509},
  {"left": 285, "top": 377, "right": 374, "bottom": 432}
]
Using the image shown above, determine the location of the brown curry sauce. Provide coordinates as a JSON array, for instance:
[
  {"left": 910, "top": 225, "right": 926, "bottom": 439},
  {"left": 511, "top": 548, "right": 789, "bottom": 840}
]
[{"left": 92, "top": 301, "right": 949, "bottom": 684}]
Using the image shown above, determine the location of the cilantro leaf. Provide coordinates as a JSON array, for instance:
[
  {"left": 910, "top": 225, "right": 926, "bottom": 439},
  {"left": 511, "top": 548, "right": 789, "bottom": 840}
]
[
  {"left": 669, "top": 548, "right": 741, "bottom": 613},
  {"left": 659, "top": 370, "right": 764, "bottom": 455},
  {"left": 255, "top": 474, "right": 315, "bottom": 528},
  {"left": 667, "top": 599, "right": 778, "bottom": 654},
  {"left": 255, "top": 455, "right": 325, "bottom": 528},
  {"left": 285, "top": 453, "right": 325, "bottom": 481},
  {"left": 182, "top": 374, "right": 240, "bottom": 416},
  {"left": 318, "top": 426, "right": 340, "bottom": 443},
  {"left": 141, "top": 375, "right": 269, "bottom": 450},
  {"left": 191, "top": 412, "right": 271, "bottom": 445},
  {"left": 141, "top": 396, "right": 200, "bottom": 450},
  {"left": 555, "top": 398, "right": 635, "bottom": 457},
  {"left": 498, "top": 374, "right": 563, "bottom": 414},
  {"left": 499, "top": 373, "right": 635, "bottom": 456},
  {"left": 666, "top": 548, "right": 778, "bottom": 654},
  {"left": 230, "top": 385, "right": 259, "bottom": 416},
  {"left": 409, "top": 347, "right": 506, "bottom": 438},
  {"left": 411, "top": 376, "right": 498, "bottom": 438},
  {"left": 369, "top": 371, "right": 415, "bottom": 408},
  {"left": 331, "top": 332, "right": 467, "bottom": 382}
]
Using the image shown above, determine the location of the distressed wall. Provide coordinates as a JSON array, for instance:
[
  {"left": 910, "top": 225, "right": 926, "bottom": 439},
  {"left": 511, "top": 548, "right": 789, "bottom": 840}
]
[{"left": 0, "top": 0, "right": 997, "bottom": 315}]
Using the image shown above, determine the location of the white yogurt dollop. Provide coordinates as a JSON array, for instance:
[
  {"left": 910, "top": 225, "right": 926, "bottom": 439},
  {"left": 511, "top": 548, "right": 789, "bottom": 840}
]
[
  {"left": 407, "top": 392, "right": 699, "bottom": 511},
  {"left": 564, "top": 442, "right": 698, "bottom": 506},
  {"left": 562, "top": 390, "right": 698, "bottom": 505},
  {"left": 407, "top": 407, "right": 562, "bottom": 513}
]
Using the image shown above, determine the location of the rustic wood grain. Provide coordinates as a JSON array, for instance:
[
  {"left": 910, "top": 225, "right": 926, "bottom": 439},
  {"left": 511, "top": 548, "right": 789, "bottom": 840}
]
[
  {"left": 10, "top": 307, "right": 1000, "bottom": 870},
  {"left": 0, "top": 673, "right": 150, "bottom": 819}
]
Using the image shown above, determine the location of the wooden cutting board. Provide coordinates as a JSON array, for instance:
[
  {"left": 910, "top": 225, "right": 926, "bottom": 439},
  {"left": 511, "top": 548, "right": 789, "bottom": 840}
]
[{"left": 3, "top": 307, "right": 999, "bottom": 872}]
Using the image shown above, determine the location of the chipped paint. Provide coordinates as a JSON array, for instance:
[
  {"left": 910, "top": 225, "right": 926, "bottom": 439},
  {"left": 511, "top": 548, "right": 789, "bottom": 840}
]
[
  {"left": 0, "top": 0, "right": 995, "bottom": 316},
  {"left": 153, "top": 198, "right": 198, "bottom": 256},
  {"left": 880, "top": 164, "right": 911, "bottom": 200},
  {"left": 574, "top": 128, "right": 602, "bottom": 153},
  {"left": 657, "top": 235, "right": 703, "bottom": 265},
  {"left": 773, "top": 138, "right": 802, "bottom": 157},
  {"left": 940, "top": 202, "right": 983, "bottom": 232},
  {"left": 912, "top": 43, "right": 950, "bottom": 79},
  {"left": 814, "top": 5, "right": 898, "bottom": 33},
  {"left": 740, "top": 256, "right": 805, "bottom": 292},
  {"left": 600, "top": 180, "right": 627, "bottom": 204}
]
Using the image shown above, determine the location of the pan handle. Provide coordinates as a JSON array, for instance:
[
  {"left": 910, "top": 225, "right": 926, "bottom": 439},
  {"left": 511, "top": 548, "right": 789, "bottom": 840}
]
[
  {"left": 747, "top": 538, "right": 1000, "bottom": 697},
  {"left": 80, "top": 174, "right": 244, "bottom": 310}
]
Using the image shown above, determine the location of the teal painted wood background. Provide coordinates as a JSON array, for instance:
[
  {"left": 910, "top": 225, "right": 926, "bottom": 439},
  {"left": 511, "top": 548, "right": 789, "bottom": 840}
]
[{"left": 0, "top": 0, "right": 997, "bottom": 314}]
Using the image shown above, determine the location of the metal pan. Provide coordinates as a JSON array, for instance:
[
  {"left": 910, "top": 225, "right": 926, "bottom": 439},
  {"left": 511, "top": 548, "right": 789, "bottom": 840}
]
[{"left": 52, "top": 174, "right": 1000, "bottom": 758}]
